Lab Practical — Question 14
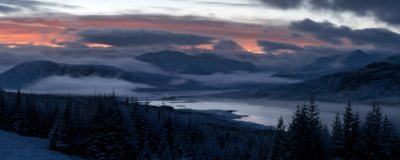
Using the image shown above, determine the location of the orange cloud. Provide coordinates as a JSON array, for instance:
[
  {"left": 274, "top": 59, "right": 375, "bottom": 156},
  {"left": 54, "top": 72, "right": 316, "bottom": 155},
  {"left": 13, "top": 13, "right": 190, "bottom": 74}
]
[{"left": 0, "top": 15, "right": 329, "bottom": 51}]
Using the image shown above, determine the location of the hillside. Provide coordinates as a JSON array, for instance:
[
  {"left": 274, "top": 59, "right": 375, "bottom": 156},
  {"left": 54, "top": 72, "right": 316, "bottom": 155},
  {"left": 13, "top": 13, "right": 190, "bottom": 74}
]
[
  {"left": 257, "top": 54, "right": 400, "bottom": 101},
  {"left": 135, "top": 50, "right": 259, "bottom": 75},
  {"left": 0, "top": 60, "right": 181, "bottom": 89},
  {"left": 272, "top": 49, "right": 383, "bottom": 80}
]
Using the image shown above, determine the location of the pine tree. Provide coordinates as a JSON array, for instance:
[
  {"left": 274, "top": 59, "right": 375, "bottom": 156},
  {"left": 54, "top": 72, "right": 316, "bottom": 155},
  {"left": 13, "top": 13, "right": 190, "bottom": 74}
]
[
  {"left": 270, "top": 116, "right": 288, "bottom": 160},
  {"left": 40, "top": 100, "right": 53, "bottom": 138},
  {"left": 342, "top": 101, "right": 354, "bottom": 159},
  {"left": 362, "top": 97, "right": 383, "bottom": 159},
  {"left": 87, "top": 95, "right": 109, "bottom": 160},
  {"left": 287, "top": 104, "right": 312, "bottom": 159},
  {"left": 10, "top": 88, "right": 23, "bottom": 133},
  {"left": 105, "top": 91, "right": 127, "bottom": 160},
  {"left": 381, "top": 115, "right": 400, "bottom": 159},
  {"left": 0, "top": 88, "right": 7, "bottom": 130},
  {"left": 128, "top": 97, "right": 146, "bottom": 158},
  {"left": 331, "top": 113, "right": 343, "bottom": 159},
  {"left": 307, "top": 94, "right": 323, "bottom": 159},
  {"left": 55, "top": 95, "right": 75, "bottom": 154},
  {"left": 320, "top": 124, "right": 332, "bottom": 160},
  {"left": 352, "top": 109, "right": 364, "bottom": 159},
  {"left": 49, "top": 118, "right": 60, "bottom": 150}
]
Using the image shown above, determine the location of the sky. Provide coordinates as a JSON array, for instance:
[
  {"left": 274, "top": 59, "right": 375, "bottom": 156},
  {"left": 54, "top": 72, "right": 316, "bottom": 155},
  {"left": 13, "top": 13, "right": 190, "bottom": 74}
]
[{"left": 0, "top": 0, "right": 399, "bottom": 71}]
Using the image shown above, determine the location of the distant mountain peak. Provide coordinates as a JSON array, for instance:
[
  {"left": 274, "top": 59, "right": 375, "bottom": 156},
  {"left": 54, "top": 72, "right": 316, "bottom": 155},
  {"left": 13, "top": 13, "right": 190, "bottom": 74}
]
[
  {"left": 273, "top": 49, "right": 384, "bottom": 80},
  {"left": 302, "top": 49, "right": 381, "bottom": 72},
  {"left": 260, "top": 54, "right": 400, "bottom": 101},
  {"left": 135, "top": 50, "right": 259, "bottom": 75},
  {"left": 0, "top": 60, "right": 178, "bottom": 89}
]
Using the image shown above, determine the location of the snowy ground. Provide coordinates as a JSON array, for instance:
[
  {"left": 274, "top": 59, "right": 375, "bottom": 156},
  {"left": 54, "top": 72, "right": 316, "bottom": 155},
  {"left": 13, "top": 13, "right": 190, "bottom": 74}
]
[{"left": 0, "top": 130, "right": 83, "bottom": 160}]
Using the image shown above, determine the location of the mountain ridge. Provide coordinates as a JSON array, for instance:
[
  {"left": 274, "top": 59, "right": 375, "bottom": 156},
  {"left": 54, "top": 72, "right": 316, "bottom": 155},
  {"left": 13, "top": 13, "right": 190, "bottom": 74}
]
[
  {"left": 272, "top": 49, "right": 384, "bottom": 80},
  {"left": 257, "top": 53, "right": 400, "bottom": 101},
  {"left": 0, "top": 60, "right": 181, "bottom": 89},
  {"left": 135, "top": 50, "right": 259, "bottom": 75}
]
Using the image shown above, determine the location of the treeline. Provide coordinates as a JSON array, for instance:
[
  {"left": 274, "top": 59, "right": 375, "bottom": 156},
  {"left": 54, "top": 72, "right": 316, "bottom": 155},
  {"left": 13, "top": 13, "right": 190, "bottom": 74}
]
[
  {"left": 270, "top": 97, "right": 400, "bottom": 160},
  {"left": 0, "top": 88, "right": 273, "bottom": 159},
  {"left": 0, "top": 88, "right": 399, "bottom": 160}
]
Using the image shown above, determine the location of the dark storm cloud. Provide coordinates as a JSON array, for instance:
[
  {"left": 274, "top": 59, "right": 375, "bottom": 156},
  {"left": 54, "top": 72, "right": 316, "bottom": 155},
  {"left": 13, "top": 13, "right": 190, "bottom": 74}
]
[
  {"left": 258, "top": 0, "right": 302, "bottom": 9},
  {"left": 289, "top": 19, "right": 348, "bottom": 45},
  {"left": 309, "top": 0, "right": 400, "bottom": 25},
  {"left": 258, "top": 0, "right": 400, "bottom": 25},
  {"left": 213, "top": 40, "right": 244, "bottom": 51},
  {"left": 0, "top": 0, "right": 77, "bottom": 14},
  {"left": 77, "top": 28, "right": 218, "bottom": 47},
  {"left": 262, "top": 28, "right": 268, "bottom": 34},
  {"left": 257, "top": 40, "right": 304, "bottom": 52},
  {"left": 291, "top": 33, "right": 303, "bottom": 39},
  {"left": 55, "top": 41, "right": 88, "bottom": 48},
  {"left": 0, "top": 5, "right": 21, "bottom": 13},
  {"left": 290, "top": 18, "right": 400, "bottom": 50},
  {"left": 61, "top": 27, "right": 79, "bottom": 34}
]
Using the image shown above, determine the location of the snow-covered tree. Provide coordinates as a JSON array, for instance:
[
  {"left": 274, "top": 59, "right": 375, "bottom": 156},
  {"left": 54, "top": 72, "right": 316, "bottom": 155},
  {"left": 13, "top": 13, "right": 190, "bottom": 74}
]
[
  {"left": 0, "top": 88, "right": 7, "bottom": 130},
  {"left": 270, "top": 116, "right": 288, "bottom": 160},
  {"left": 55, "top": 95, "right": 75, "bottom": 154}
]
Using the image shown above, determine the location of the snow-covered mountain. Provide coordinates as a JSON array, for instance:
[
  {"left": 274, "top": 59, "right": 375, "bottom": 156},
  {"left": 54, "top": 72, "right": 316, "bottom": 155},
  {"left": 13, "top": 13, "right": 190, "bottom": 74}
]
[
  {"left": 257, "top": 53, "right": 400, "bottom": 101},
  {"left": 272, "top": 49, "right": 383, "bottom": 80},
  {"left": 0, "top": 60, "right": 182, "bottom": 89},
  {"left": 135, "top": 50, "right": 259, "bottom": 75}
]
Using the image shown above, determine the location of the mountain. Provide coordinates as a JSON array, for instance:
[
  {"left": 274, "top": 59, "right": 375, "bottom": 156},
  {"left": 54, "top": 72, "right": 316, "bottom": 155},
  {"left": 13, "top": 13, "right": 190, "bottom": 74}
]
[
  {"left": 257, "top": 54, "right": 400, "bottom": 101},
  {"left": 272, "top": 49, "right": 383, "bottom": 80},
  {"left": 0, "top": 60, "right": 185, "bottom": 89},
  {"left": 135, "top": 50, "right": 259, "bottom": 75}
]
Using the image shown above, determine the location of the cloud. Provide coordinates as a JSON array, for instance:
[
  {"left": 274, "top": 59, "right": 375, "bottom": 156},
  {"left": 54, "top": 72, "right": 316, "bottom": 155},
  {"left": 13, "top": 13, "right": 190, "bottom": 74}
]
[
  {"left": 291, "top": 33, "right": 303, "bottom": 39},
  {"left": 77, "top": 28, "right": 218, "bottom": 47},
  {"left": 262, "top": 28, "right": 268, "bottom": 33},
  {"left": 0, "top": 5, "right": 21, "bottom": 13},
  {"left": 0, "top": 51, "right": 47, "bottom": 66},
  {"left": 309, "top": 0, "right": 400, "bottom": 25},
  {"left": 213, "top": 40, "right": 244, "bottom": 51},
  {"left": 258, "top": 0, "right": 400, "bottom": 25},
  {"left": 0, "top": 0, "right": 77, "bottom": 14},
  {"left": 61, "top": 27, "right": 79, "bottom": 34},
  {"left": 22, "top": 76, "right": 152, "bottom": 96},
  {"left": 258, "top": 0, "right": 302, "bottom": 9},
  {"left": 168, "top": 79, "right": 187, "bottom": 85},
  {"left": 257, "top": 40, "right": 304, "bottom": 52},
  {"left": 290, "top": 18, "right": 400, "bottom": 50},
  {"left": 178, "top": 72, "right": 301, "bottom": 87}
]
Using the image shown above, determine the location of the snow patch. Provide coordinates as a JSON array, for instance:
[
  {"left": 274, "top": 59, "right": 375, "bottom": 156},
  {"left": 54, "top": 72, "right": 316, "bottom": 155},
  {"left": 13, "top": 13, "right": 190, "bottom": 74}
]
[{"left": 0, "top": 130, "right": 83, "bottom": 160}]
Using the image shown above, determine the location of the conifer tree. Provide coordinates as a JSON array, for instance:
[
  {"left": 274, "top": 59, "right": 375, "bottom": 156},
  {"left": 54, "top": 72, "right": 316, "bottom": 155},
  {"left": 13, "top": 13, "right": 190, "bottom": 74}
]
[
  {"left": 87, "top": 94, "right": 109, "bottom": 160},
  {"left": 342, "top": 101, "right": 354, "bottom": 159},
  {"left": 362, "top": 97, "right": 383, "bottom": 159},
  {"left": 320, "top": 124, "right": 332, "bottom": 160},
  {"left": 0, "top": 88, "right": 7, "bottom": 129},
  {"left": 270, "top": 116, "right": 288, "bottom": 160},
  {"left": 287, "top": 104, "right": 312, "bottom": 159},
  {"left": 331, "top": 113, "right": 343, "bottom": 159},
  {"left": 307, "top": 94, "right": 323, "bottom": 159},
  {"left": 381, "top": 115, "right": 400, "bottom": 159},
  {"left": 49, "top": 118, "right": 60, "bottom": 150},
  {"left": 351, "top": 109, "right": 363, "bottom": 159},
  {"left": 55, "top": 95, "right": 75, "bottom": 154},
  {"left": 105, "top": 91, "right": 127, "bottom": 160},
  {"left": 10, "top": 88, "right": 23, "bottom": 133}
]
